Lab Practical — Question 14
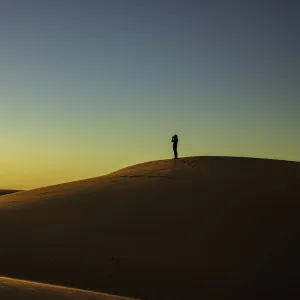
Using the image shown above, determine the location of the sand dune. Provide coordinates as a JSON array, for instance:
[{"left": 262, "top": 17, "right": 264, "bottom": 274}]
[
  {"left": 0, "top": 156, "right": 299, "bottom": 299},
  {"left": 0, "top": 190, "right": 21, "bottom": 196},
  {"left": 0, "top": 277, "right": 136, "bottom": 300}
]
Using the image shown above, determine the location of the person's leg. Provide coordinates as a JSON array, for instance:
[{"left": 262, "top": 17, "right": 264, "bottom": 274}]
[{"left": 173, "top": 145, "right": 178, "bottom": 159}]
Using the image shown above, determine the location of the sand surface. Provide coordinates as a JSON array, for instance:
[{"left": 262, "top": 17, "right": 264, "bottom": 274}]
[
  {"left": 0, "top": 156, "right": 299, "bottom": 299},
  {"left": 0, "top": 277, "right": 136, "bottom": 300}
]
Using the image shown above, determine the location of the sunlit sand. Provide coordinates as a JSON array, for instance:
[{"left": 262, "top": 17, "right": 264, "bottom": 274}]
[{"left": 0, "top": 277, "right": 137, "bottom": 299}]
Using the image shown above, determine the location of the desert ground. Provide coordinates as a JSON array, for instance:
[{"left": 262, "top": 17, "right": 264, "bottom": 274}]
[{"left": 0, "top": 156, "right": 299, "bottom": 299}]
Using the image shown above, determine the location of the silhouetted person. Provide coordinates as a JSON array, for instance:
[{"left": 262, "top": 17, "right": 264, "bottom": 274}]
[{"left": 171, "top": 134, "right": 179, "bottom": 159}]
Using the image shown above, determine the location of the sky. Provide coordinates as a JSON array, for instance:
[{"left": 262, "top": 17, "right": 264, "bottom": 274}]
[{"left": 0, "top": 0, "right": 299, "bottom": 189}]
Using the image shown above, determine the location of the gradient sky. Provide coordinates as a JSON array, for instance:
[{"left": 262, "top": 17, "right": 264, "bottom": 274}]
[{"left": 1, "top": 0, "right": 299, "bottom": 189}]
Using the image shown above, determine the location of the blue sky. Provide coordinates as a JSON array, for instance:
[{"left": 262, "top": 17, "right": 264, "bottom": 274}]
[{"left": 0, "top": 0, "right": 299, "bottom": 189}]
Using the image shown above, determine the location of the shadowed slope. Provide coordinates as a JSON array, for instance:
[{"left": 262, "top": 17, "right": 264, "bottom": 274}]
[
  {"left": 0, "top": 156, "right": 299, "bottom": 299},
  {"left": 0, "top": 277, "right": 137, "bottom": 300}
]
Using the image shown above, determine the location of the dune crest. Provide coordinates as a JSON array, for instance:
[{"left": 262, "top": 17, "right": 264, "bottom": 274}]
[
  {"left": 0, "top": 277, "right": 137, "bottom": 299},
  {"left": 0, "top": 189, "right": 22, "bottom": 196}
]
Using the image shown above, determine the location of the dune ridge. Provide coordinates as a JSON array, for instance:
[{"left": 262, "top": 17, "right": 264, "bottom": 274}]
[
  {"left": 0, "top": 156, "right": 299, "bottom": 299},
  {"left": 0, "top": 277, "right": 137, "bottom": 299},
  {"left": 0, "top": 189, "right": 22, "bottom": 196}
]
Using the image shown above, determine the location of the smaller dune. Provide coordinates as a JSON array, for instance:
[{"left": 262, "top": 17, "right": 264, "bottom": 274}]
[
  {"left": 0, "top": 277, "right": 138, "bottom": 300},
  {"left": 0, "top": 190, "right": 22, "bottom": 196}
]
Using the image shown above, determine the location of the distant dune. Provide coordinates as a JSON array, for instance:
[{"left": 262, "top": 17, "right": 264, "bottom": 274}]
[
  {"left": 0, "top": 156, "right": 299, "bottom": 299},
  {"left": 0, "top": 189, "right": 22, "bottom": 196},
  {"left": 0, "top": 277, "right": 136, "bottom": 300}
]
